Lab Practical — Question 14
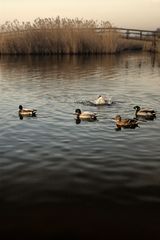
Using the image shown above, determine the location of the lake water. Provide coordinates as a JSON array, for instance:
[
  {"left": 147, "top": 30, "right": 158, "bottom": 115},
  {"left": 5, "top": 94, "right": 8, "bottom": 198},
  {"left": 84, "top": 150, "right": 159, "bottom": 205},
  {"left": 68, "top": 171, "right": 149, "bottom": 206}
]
[{"left": 0, "top": 53, "right": 160, "bottom": 238}]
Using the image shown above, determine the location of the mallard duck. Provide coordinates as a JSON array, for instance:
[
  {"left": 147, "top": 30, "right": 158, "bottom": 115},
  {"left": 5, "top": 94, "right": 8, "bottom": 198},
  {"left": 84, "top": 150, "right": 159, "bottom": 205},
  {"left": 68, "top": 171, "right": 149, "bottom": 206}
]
[
  {"left": 18, "top": 105, "right": 37, "bottom": 117},
  {"left": 95, "top": 95, "right": 107, "bottom": 105},
  {"left": 134, "top": 105, "right": 156, "bottom": 120},
  {"left": 74, "top": 109, "right": 97, "bottom": 121},
  {"left": 113, "top": 115, "right": 138, "bottom": 128},
  {"left": 94, "top": 95, "right": 112, "bottom": 105}
]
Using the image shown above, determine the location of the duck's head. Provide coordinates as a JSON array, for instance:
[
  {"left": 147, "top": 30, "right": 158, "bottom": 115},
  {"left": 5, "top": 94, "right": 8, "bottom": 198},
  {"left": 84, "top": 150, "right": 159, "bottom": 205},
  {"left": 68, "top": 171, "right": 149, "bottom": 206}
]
[
  {"left": 115, "top": 115, "right": 121, "bottom": 121},
  {"left": 134, "top": 106, "right": 140, "bottom": 111},
  {"left": 113, "top": 115, "right": 121, "bottom": 121},
  {"left": 75, "top": 109, "right": 82, "bottom": 115},
  {"left": 19, "top": 105, "right": 23, "bottom": 110}
]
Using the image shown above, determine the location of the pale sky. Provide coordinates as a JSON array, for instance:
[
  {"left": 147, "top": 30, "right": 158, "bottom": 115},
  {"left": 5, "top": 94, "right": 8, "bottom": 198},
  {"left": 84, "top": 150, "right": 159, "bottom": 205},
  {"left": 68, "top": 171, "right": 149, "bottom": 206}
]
[{"left": 0, "top": 0, "right": 160, "bottom": 30}]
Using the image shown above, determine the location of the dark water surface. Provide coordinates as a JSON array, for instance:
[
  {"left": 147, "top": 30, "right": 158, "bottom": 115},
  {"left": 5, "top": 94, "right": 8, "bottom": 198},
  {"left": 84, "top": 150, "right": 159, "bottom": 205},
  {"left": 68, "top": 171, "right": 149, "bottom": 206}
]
[{"left": 0, "top": 53, "right": 160, "bottom": 239}]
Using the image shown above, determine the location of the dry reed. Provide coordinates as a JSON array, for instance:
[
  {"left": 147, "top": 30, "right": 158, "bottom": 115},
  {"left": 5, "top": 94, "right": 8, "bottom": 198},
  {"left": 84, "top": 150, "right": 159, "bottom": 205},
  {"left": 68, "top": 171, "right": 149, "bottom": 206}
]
[
  {"left": 0, "top": 17, "right": 121, "bottom": 55},
  {"left": 0, "top": 17, "right": 152, "bottom": 55}
]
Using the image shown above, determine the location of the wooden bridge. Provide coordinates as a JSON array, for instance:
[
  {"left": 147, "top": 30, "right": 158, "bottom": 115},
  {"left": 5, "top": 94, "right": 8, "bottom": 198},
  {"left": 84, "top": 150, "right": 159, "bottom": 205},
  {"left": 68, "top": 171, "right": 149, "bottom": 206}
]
[{"left": 96, "top": 27, "right": 159, "bottom": 51}]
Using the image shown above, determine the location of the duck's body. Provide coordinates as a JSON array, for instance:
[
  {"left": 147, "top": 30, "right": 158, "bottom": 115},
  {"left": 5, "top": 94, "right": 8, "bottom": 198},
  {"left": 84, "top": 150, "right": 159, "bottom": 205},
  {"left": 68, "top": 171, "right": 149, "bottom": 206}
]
[
  {"left": 113, "top": 115, "right": 138, "bottom": 128},
  {"left": 94, "top": 95, "right": 111, "bottom": 105},
  {"left": 134, "top": 106, "right": 156, "bottom": 120},
  {"left": 95, "top": 95, "right": 107, "bottom": 105},
  {"left": 74, "top": 109, "right": 97, "bottom": 121},
  {"left": 18, "top": 105, "right": 37, "bottom": 117}
]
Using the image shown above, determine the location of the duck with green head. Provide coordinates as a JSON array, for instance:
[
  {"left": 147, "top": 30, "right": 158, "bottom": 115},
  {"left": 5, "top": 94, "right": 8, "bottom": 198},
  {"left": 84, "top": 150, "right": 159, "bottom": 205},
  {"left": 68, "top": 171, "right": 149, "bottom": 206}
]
[
  {"left": 74, "top": 109, "right": 97, "bottom": 121},
  {"left": 18, "top": 105, "right": 37, "bottom": 117},
  {"left": 134, "top": 105, "right": 156, "bottom": 120}
]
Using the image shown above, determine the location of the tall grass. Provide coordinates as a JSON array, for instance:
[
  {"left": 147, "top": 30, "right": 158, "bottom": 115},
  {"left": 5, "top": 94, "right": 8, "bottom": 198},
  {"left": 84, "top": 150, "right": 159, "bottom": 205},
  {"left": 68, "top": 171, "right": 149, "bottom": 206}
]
[
  {"left": 0, "top": 17, "right": 121, "bottom": 55},
  {"left": 0, "top": 17, "right": 152, "bottom": 55}
]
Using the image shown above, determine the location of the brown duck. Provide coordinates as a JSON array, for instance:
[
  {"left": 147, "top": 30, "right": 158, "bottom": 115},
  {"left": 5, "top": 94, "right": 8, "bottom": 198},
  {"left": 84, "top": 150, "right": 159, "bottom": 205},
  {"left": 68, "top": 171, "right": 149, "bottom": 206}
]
[{"left": 113, "top": 115, "right": 139, "bottom": 129}]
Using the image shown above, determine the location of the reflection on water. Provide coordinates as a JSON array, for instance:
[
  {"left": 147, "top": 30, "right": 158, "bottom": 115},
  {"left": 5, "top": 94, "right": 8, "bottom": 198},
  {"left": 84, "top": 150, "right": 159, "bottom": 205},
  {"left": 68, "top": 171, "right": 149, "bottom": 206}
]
[{"left": 0, "top": 53, "right": 160, "bottom": 237}]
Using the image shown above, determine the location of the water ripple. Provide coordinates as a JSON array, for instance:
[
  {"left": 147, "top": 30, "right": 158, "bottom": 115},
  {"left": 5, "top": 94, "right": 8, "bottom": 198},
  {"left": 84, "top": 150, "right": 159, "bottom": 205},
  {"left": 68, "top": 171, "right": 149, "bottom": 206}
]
[{"left": 0, "top": 53, "right": 160, "bottom": 206}]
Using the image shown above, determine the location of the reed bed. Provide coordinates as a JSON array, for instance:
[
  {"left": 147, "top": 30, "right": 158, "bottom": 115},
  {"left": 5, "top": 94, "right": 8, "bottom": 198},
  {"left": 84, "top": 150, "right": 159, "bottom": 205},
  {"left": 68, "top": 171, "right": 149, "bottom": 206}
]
[
  {"left": 0, "top": 17, "right": 153, "bottom": 55},
  {"left": 0, "top": 17, "right": 121, "bottom": 55}
]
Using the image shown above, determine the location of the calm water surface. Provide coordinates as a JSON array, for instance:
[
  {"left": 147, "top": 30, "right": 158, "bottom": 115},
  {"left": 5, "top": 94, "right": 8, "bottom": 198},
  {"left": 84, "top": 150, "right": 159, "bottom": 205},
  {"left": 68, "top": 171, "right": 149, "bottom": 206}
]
[{"left": 0, "top": 53, "right": 160, "bottom": 208}]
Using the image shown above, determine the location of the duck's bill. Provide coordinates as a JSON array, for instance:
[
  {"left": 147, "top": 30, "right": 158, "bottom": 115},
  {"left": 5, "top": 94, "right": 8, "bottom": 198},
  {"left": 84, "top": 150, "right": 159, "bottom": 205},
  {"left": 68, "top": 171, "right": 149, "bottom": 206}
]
[{"left": 112, "top": 117, "right": 116, "bottom": 121}]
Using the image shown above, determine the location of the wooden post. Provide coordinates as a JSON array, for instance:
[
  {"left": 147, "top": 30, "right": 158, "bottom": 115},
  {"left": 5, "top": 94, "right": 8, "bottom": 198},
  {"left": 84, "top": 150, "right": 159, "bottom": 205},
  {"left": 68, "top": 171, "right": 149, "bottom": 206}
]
[
  {"left": 140, "top": 31, "right": 142, "bottom": 40},
  {"left": 152, "top": 32, "right": 156, "bottom": 52},
  {"left": 126, "top": 30, "right": 130, "bottom": 39}
]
